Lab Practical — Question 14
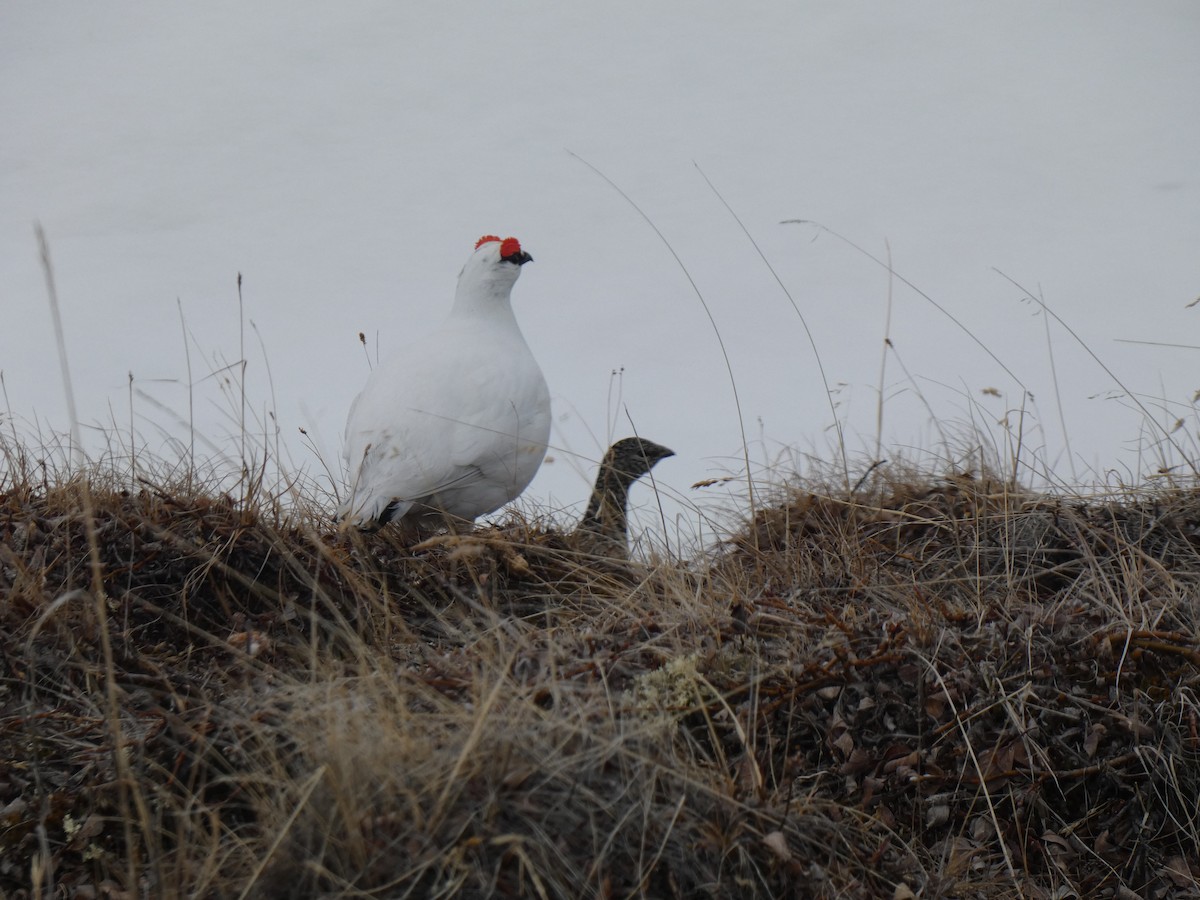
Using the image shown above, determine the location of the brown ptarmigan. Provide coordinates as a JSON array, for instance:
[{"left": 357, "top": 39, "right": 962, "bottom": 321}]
[
  {"left": 576, "top": 437, "right": 674, "bottom": 557},
  {"left": 340, "top": 235, "right": 551, "bottom": 532}
]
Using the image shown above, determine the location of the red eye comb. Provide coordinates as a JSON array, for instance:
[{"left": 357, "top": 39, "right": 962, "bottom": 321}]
[
  {"left": 499, "top": 237, "right": 522, "bottom": 258},
  {"left": 475, "top": 235, "right": 501, "bottom": 249}
]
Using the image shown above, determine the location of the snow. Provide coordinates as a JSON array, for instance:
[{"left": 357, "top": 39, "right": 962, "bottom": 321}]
[{"left": 3, "top": 2, "right": 1199, "bottom": 547}]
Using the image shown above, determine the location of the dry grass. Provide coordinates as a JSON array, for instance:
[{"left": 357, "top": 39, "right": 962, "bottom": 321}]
[{"left": 3, "top": 447, "right": 1200, "bottom": 899}]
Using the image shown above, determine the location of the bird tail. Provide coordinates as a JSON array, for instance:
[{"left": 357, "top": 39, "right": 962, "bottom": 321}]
[{"left": 337, "top": 491, "right": 412, "bottom": 532}]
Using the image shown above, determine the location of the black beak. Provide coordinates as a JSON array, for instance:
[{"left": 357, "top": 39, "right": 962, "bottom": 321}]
[{"left": 503, "top": 250, "right": 533, "bottom": 266}]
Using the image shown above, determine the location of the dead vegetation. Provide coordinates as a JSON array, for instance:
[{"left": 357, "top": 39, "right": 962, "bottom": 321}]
[{"left": 2, "top": 458, "right": 1200, "bottom": 898}]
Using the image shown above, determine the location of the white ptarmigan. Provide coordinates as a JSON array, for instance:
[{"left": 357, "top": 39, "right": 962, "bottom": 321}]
[{"left": 339, "top": 235, "right": 551, "bottom": 532}]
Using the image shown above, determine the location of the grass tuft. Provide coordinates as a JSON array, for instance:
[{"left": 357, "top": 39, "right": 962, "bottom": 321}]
[{"left": 3, "top": 445, "right": 1200, "bottom": 898}]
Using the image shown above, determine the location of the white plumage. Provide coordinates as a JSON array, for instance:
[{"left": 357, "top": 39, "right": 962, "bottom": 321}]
[{"left": 340, "top": 235, "right": 550, "bottom": 531}]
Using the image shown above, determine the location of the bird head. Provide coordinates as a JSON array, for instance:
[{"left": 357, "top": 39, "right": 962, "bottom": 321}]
[
  {"left": 475, "top": 235, "right": 533, "bottom": 266},
  {"left": 454, "top": 234, "right": 531, "bottom": 295},
  {"left": 607, "top": 437, "right": 675, "bottom": 480}
]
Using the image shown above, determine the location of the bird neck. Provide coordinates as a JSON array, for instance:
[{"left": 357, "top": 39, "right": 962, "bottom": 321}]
[
  {"left": 581, "top": 468, "right": 633, "bottom": 539},
  {"left": 450, "top": 273, "right": 520, "bottom": 320}
]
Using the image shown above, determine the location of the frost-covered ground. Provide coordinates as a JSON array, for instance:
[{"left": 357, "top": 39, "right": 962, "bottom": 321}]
[{"left": 3, "top": 2, "right": 1199, "bottom": 546}]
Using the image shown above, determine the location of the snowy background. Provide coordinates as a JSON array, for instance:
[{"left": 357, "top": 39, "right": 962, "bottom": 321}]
[{"left": 3, "top": 2, "right": 1199, "bottom": 548}]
